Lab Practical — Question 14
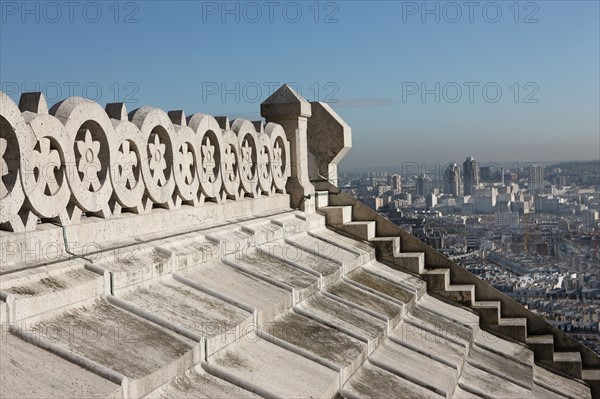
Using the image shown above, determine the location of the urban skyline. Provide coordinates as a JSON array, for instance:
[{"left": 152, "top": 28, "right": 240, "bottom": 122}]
[{"left": 338, "top": 155, "right": 599, "bottom": 355}]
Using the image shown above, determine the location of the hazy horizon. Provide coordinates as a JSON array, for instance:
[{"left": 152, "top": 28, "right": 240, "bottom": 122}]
[{"left": 339, "top": 158, "right": 600, "bottom": 173}]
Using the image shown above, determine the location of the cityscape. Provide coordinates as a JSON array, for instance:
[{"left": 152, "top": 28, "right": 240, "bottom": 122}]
[
  {"left": 2, "top": 0, "right": 599, "bottom": 397},
  {"left": 339, "top": 159, "right": 600, "bottom": 353}
]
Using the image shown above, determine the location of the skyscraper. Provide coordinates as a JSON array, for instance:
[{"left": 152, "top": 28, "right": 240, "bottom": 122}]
[
  {"left": 388, "top": 174, "right": 401, "bottom": 192},
  {"left": 444, "top": 163, "right": 461, "bottom": 196},
  {"left": 416, "top": 173, "right": 432, "bottom": 196},
  {"left": 463, "top": 156, "right": 479, "bottom": 195},
  {"left": 527, "top": 164, "right": 544, "bottom": 190}
]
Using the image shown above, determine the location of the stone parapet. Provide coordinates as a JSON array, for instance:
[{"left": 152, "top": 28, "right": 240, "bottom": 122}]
[{"left": 0, "top": 91, "right": 297, "bottom": 268}]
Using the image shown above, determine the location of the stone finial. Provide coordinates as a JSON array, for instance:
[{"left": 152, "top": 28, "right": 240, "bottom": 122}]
[
  {"left": 261, "top": 84, "right": 314, "bottom": 212},
  {"left": 105, "top": 103, "right": 128, "bottom": 121},
  {"left": 261, "top": 84, "right": 311, "bottom": 120},
  {"left": 307, "top": 102, "right": 352, "bottom": 186},
  {"left": 18, "top": 92, "right": 48, "bottom": 114},
  {"left": 168, "top": 110, "right": 187, "bottom": 126}
]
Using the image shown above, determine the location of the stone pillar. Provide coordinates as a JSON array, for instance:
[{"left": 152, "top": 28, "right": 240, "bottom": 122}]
[
  {"left": 307, "top": 102, "right": 352, "bottom": 187},
  {"left": 261, "top": 85, "right": 314, "bottom": 212}
]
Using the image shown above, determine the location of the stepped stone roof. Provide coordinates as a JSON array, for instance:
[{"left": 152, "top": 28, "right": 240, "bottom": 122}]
[{"left": 0, "top": 87, "right": 598, "bottom": 398}]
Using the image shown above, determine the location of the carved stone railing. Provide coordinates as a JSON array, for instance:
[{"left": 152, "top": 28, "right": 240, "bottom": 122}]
[
  {"left": 0, "top": 84, "right": 351, "bottom": 269},
  {"left": 0, "top": 91, "right": 291, "bottom": 233}
]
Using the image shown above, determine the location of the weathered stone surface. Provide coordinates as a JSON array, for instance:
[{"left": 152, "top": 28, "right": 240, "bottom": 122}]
[
  {"left": 370, "top": 339, "right": 459, "bottom": 397},
  {"left": 210, "top": 337, "right": 339, "bottom": 398},
  {"left": 225, "top": 248, "right": 319, "bottom": 291},
  {"left": 344, "top": 361, "right": 445, "bottom": 399},
  {"left": 298, "top": 293, "right": 387, "bottom": 341},
  {"left": 177, "top": 259, "right": 291, "bottom": 325},
  {"left": 458, "top": 362, "right": 532, "bottom": 398},
  {"left": 0, "top": 333, "right": 121, "bottom": 398},
  {"left": 307, "top": 101, "right": 351, "bottom": 185},
  {"left": 147, "top": 367, "right": 260, "bottom": 398},
  {"left": 27, "top": 299, "right": 197, "bottom": 394}
]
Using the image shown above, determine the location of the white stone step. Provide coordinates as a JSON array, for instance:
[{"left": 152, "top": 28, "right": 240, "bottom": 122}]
[
  {"left": 418, "top": 294, "right": 479, "bottom": 327},
  {"left": 147, "top": 367, "right": 261, "bottom": 398},
  {"left": 343, "top": 361, "right": 445, "bottom": 399},
  {"left": 206, "top": 337, "right": 339, "bottom": 398},
  {"left": 362, "top": 261, "right": 427, "bottom": 299},
  {"left": 526, "top": 334, "right": 555, "bottom": 361},
  {"left": 207, "top": 228, "right": 255, "bottom": 256},
  {"left": 406, "top": 305, "right": 473, "bottom": 349},
  {"left": 367, "top": 237, "right": 425, "bottom": 274},
  {"left": 472, "top": 301, "right": 501, "bottom": 325},
  {"left": 289, "top": 232, "right": 364, "bottom": 273},
  {"left": 369, "top": 340, "right": 458, "bottom": 397},
  {"left": 473, "top": 329, "right": 533, "bottom": 366},
  {"left": 1, "top": 333, "right": 121, "bottom": 398},
  {"left": 1, "top": 262, "right": 105, "bottom": 321},
  {"left": 224, "top": 248, "right": 319, "bottom": 303},
  {"left": 326, "top": 281, "right": 404, "bottom": 330},
  {"left": 242, "top": 221, "right": 285, "bottom": 244},
  {"left": 264, "top": 311, "right": 368, "bottom": 383},
  {"left": 458, "top": 363, "right": 531, "bottom": 399},
  {"left": 154, "top": 233, "right": 220, "bottom": 271},
  {"left": 346, "top": 269, "right": 416, "bottom": 308},
  {"left": 421, "top": 268, "right": 449, "bottom": 292},
  {"left": 341, "top": 221, "right": 376, "bottom": 241},
  {"left": 391, "top": 320, "right": 466, "bottom": 371},
  {"left": 467, "top": 344, "right": 533, "bottom": 390},
  {"left": 443, "top": 284, "right": 476, "bottom": 306},
  {"left": 21, "top": 298, "right": 198, "bottom": 398},
  {"left": 258, "top": 239, "right": 344, "bottom": 287},
  {"left": 542, "top": 352, "right": 583, "bottom": 379},
  {"left": 92, "top": 242, "right": 175, "bottom": 292},
  {"left": 535, "top": 364, "right": 592, "bottom": 399},
  {"left": 391, "top": 252, "right": 425, "bottom": 274},
  {"left": 487, "top": 317, "right": 527, "bottom": 342},
  {"left": 295, "top": 293, "right": 387, "bottom": 354},
  {"left": 270, "top": 213, "right": 308, "bottom": 236},
  {"left": 369, "top": 236, "right": 400, "bottom": 257},
  {"left": 176, "top": 260, "right": 291, "bottom": 324},
  {"left": 117, "top": 277, "right": 253, "bottom": 356},
  {"left": 319, "top": 205, "right": 352, "bottom": 225},
  {"left": 312, "top": 227, "right": 376, "bottom": 256},
  {"left": 315, "top": 190, "right": 330, "bottom": 208}
]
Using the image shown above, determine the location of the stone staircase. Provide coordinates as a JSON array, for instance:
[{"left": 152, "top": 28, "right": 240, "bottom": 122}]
[
  {"left": 4, "top": 205, "right": 592, "bottom": 398},
  {"left": 0, "top": 210, "right": 424, "bottom": 398},
  {"left": 315, "top": 187, "right": 600, "bottom": 397}
]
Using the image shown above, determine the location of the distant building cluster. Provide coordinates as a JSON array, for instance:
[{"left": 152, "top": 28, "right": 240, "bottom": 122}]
[{"left": 339, "top": 158, "right": 600, "bottom": 353}]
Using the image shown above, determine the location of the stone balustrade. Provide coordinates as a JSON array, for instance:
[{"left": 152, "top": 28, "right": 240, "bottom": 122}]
[{"left": 0, "top": 91, "right": 291, "bottom": 233}]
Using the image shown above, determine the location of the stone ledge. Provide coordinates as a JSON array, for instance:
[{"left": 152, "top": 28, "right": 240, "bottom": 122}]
[{"left": 1, "top": 194, "right": 291, "bottom": 272}]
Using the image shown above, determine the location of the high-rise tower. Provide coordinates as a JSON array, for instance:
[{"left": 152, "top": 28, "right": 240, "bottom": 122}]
[
  {"left": 388, "top": 173, "right": 401, "bottom": 193},
  {"left": 444, "top": 163, "right": 461, "bottom": 196},
  {"left": 463, "top": 156, "right": 479, "bottom": 195},
  {"left": 416, "top": 173, "right": 432, "bottom": 196},
  {"left": 527, "top": 164, "right": 544, "bottom": 190}
]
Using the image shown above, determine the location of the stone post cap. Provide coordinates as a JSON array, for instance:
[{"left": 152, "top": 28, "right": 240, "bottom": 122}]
[{"left": 261, "top": 84, "right": 311, "bottom": 120}]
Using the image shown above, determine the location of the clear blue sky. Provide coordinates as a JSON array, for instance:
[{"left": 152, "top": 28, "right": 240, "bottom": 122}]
[{"left": 1, "top": 0, "right": 598, "bottom": 170}]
